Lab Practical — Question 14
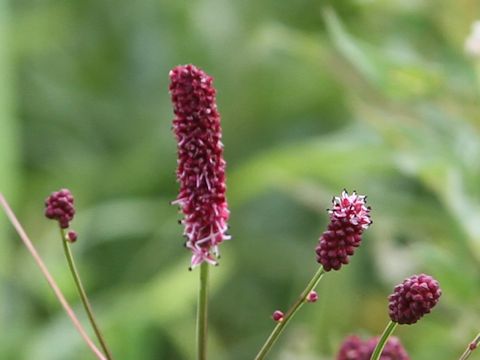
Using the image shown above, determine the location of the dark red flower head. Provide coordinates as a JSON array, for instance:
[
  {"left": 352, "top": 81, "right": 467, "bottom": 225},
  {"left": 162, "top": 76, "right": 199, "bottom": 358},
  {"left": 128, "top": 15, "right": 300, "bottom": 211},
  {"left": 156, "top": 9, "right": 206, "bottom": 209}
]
[
  {"left": 388, "top": 274, "right": 441, "bottom": 325},
  {"left": 365, "top": 336, "right": 410, "bottom": 360},
  {"left": 169, "top": 64, "right": 230, "bottom": 267},
  {"left": 337, "top": 335, "right": 409, "bottom": 360},
  {"left": 337, "top": 335, "right": 367, "bottom": 360},
  {"left": 44, "top": 189, "right": 75, "bottom": 229},
  {"left": 316, "top": 190, "right": 371, "bottom": 271}
]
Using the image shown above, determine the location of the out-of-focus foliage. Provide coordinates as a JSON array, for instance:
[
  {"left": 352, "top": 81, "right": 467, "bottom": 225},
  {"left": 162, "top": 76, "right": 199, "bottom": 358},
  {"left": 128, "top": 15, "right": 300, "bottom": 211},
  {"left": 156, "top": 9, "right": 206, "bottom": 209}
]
[{"left": 1, "top": 0, "right": 480, "bottom": 359}]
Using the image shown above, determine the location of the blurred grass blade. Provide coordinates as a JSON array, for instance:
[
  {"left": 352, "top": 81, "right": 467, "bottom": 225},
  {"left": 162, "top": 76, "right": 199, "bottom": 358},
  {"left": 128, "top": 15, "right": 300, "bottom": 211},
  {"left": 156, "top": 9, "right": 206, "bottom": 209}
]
[
  {"left": 323, "top": 7, "right": 380, "bottom": 85},
  {"left": 0, "top": 1, "right": 19, "bottom": 355}
]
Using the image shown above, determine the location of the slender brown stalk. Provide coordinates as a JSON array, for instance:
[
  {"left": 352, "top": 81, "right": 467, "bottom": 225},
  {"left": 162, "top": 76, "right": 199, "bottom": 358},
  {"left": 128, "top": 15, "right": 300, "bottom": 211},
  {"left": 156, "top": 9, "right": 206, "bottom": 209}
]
[{"left": 0, "top": 193, "right": 106, "bottom": 360}]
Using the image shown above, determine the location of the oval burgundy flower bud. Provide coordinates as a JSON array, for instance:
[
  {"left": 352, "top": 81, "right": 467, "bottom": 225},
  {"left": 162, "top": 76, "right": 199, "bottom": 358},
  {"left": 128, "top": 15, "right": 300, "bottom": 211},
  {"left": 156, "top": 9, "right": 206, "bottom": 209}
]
[
  {"left": 388, "top": 274, "right": 441, "bottom": 325},
  {"left": 272, "top": 310, "right": 284, "bottom": 322},
  {"left": 67, "top": 230, "right": 78, "bottom": 243},
  {"left": 169, "top": 65, "right": 230, "bottom": 267},
  {"left": 44, "top": 189, "right": 75, "bottom": 229},
  {"left": 316, "top": 190, "right": 371, "bottom": 271},
  {"left": 306, "top": 290, "right": 318, "bottom": 303}
]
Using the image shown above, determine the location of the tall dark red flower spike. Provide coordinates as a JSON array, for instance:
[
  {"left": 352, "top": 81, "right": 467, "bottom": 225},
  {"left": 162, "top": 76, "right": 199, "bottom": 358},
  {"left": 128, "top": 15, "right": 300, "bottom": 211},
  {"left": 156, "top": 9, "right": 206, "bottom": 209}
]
[
  {"left": 316, "top": 190, "right": 371, "bottom": 271},
  {"left": 388, "top": 274, "right": 441, "bottom": 325},
  {"left": 169, "top": 64, "right": 230, "bottom": 268},
  {"left": 45, "top": 189, "right": 75, "bottom": 229}
]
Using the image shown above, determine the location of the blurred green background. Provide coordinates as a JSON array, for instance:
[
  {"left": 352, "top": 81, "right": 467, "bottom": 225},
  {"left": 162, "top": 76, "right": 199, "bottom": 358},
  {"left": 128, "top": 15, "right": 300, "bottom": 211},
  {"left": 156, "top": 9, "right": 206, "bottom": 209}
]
[{"left": 1, "top": 0, "right": 480, "bottom": 359}]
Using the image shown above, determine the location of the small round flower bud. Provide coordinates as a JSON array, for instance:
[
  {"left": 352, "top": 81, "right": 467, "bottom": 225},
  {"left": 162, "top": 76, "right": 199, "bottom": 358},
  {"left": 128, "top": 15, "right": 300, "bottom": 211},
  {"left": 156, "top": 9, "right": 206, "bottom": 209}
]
[
  {"left": 365, "top": 336, "right": 410, "bottom": 360},
  {"left": 337, "top": 335, "right": 367, "bottom": 360},
  {"left": 316, "top": 190, "right": 371, "bottom": 271},
  {"left": 67, "top": 230, "right": 78, "bottom": 243},
  {"left": 44, "top": 189, "right": 75, "bottom": 229},
  {"left": 272, "top": 310, "right": 284, "bottom": 322},
  {"left": 470, "top": 342, "right": 477, "bottom": 351},
  {"left": 388, "top": 274, "right": 441, "bottom": 325},
  {"left": 306, "top": 290, "right": 318, "bottom": 303}
]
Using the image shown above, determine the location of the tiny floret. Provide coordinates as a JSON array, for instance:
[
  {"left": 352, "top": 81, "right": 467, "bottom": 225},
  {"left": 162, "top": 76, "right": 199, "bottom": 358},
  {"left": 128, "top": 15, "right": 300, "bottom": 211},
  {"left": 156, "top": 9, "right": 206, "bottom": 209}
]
[
  {"left": 67, "top": 230, "right": 78, "bottom": 243},
  {"left": 306, "top": 290, "right": 318, "bottom": 303},
  {"left": 330, "top": 190, "right": 371, "bottom": 229},
  {"left": 169, "top": 64, "right": 230, "bottom": 267},
  {"left": 316, "top": 190, "right": 371, "bottom": 271},
  {"left": 388, "top": 274, "right": 441, "bottom": 325},
  {"left": 44, "top": 189, "right": 75, "bottom": 229},
  {"left": 272, "top": 310, "right": 284, "bottom": 322}
]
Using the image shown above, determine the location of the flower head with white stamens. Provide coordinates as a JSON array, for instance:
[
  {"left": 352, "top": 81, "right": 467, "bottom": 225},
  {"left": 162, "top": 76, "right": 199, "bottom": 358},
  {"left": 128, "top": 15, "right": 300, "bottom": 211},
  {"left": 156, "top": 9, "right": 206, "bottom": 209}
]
[
  {"left": 329, "top": 190, "right": 371, "bottom": 229},
  {"left": 169, "top": 64, "right": 230, "bottom": 268},
  {"left": 316, "top": 190, "right": 371, "bottom": 271}
]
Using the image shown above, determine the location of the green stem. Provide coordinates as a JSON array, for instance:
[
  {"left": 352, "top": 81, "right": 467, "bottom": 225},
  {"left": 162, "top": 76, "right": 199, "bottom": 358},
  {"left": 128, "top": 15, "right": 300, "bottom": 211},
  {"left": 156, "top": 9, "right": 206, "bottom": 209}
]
[
  {"left": 254, "top": 266, "right": 326, "bottom": 360},
  {"left": 60, "top": 229, "right": 114, "bottom": 360},
  {"left": 475, "top": 62, "right": 480, "bottom": 100},
  {"left": 197, "top": 262, "right": 209, "bottom": 360},
  {"left": 459, "top": 332, "right": 480, "bottom": 360},
  {"left": 370, "top": 321, "right": 398, "bottom": 360}
]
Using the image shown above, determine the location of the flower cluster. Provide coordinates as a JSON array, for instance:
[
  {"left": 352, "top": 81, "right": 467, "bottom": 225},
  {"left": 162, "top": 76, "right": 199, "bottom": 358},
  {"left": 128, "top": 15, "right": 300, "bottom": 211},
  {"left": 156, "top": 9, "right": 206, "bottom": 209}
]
[
  {"left": 388, "top": 274, "right": 441, "bottom": 325},
  {"left": 44, "top": 189, "right": 75, "bottom": 229},
  {"left": 337, "top": 335, "right": 365, "bottom": 360},
  {"left": 169, "top": 64, "right": 230, "bottom": 267},
  {"left": 337, "top": 335, "right": 409, "bottom": 360},
  {"left": 316, "top": 190, "right": 371, "bottom": 271}
]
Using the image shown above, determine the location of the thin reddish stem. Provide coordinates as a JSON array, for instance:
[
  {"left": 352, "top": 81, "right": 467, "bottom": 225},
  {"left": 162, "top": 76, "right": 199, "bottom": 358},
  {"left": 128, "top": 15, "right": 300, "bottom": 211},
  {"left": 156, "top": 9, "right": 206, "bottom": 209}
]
[{"left": 0, "top": 193, "right": 106, "bottom": 360}]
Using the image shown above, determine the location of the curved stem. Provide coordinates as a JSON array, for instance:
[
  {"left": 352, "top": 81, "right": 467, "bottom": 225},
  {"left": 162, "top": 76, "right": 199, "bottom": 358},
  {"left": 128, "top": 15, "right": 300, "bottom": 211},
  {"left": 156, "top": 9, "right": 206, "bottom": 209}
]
[
  {"left": 197, "top": 262, "right": 209, "bottom": 360},
  {"left": 0, "top": 194, "right": 106, "bottom": 360},
  {"left": 459, "top": 332, "right": 480, "bottom": 360},
  {"left": 254, "top": 266, "right": 326, "bottom": 360},
  {"left": 370, "top": 321, "right": 398, "bottom": 360},
  {"left": 60, "top": 229, "right": 114, "bottom": 360}
]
